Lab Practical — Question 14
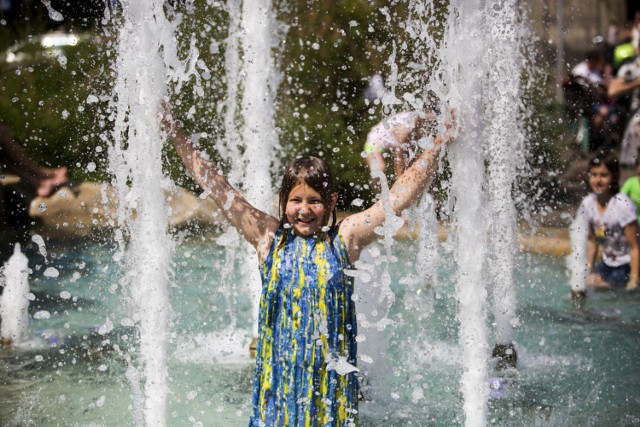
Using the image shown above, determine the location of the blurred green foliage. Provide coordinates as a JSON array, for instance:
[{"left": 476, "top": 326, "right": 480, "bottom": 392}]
[
  {"left": 0, "top": 0, "right": 565, "bottom": 212},
  {"left": 0, "top": 31, "right": 113, "bottom": 182}
]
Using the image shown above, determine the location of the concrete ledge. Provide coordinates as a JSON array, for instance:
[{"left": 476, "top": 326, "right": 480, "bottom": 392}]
[
  {"left": 23, "top": 182, "right": 223, "bottom": 239},
  {"left": 3, "top": 181, "right": 574, "bottom": 257}
]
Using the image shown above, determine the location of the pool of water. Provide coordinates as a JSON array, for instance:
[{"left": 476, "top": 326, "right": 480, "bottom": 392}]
[{"left": 1, "top": 232, "right": 639, "bottom": 426}]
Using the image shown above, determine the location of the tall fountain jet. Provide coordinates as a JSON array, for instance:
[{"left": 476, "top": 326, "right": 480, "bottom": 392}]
[
  {"left": 483, "top": 0, "right": 526, "bottom": 370},
  {"left": 567, "top": 208, "right": 589, "bottom": 299},
  {"left": 449, "top": 0, "right": 529, "bottom": 423},
  {"left": 220, "top": 0, "right": 283, "bottom": 338},
  {"left": 438, "top": 1, "right": 491, "bottom": 425},
  {"left": 0, "top": 244, "right": 30, "bottom": 345},
  {"left": 436, "top": 0, "right": 527, "bottom": 425},
  {"left": 108, "top": 1, "right": 180, "bottom": 425}
]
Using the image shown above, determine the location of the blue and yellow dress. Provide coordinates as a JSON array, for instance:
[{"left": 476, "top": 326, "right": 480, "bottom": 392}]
[{"left": 249, "top": 226, "right": 359, "bottom": 426}]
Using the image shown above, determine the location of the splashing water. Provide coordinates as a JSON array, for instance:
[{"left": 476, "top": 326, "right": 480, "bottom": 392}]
[
  {"left": 108, "top": 1, "right": 180, "bottom": 425},
  {"left": 483, "top": 0, "right": 526, "bottom": 349},
  {"left": 416, "top": 193, "right": 439, "bottom": 285},
  {"left": 434, "top": 1, "right": 529, "bottom": 425},
  {"left": 437, "top": 3, "right": 491, "bottom": 426},
  {"left": 219, "top": 0, "right": 284, "bottom": 338},
  {"left": 567, "top": 207, "right": 589, "bottom": 293},
  {"left": 0, "top": 244, "right": 30, "bottom": 345}
]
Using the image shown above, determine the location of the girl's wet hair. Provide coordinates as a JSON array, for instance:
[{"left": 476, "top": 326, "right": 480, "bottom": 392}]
[
  {"left": 278, "top": 156, "right": 337, "bottom": 234},
  {"left": 587, "top": 151, "right": 620, "bottom": 193}
]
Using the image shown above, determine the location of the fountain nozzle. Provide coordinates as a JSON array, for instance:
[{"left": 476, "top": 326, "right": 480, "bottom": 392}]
[
  {"left": 570, "top": 289, "right": 587, "bottom": 299},
  {"left": 492, "top": 343, "right": 517, "bottom": 370}
]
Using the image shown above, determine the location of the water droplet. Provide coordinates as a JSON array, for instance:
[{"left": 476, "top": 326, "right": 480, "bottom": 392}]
[
  {"left": 38, "top": 203, "right": 48, "bottom": 212},
  {"left": 34, "top": 310, "right": 51, "bottom": 320},
  {"left": 56, "top": 53, "right": 67, "bottom": 68},
  {"left": 43, "top": 267, "right": 59, "bottom": 278}
]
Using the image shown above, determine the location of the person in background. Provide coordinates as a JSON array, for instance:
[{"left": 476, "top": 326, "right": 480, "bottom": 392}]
[
  {"left": 568, "top": 50, "right": 618, "bottom": 151},
  {"left": 621, "top": 154, "right": 640, "bottom": 225},
  {"left": 571, "top": 50, "right": 605, "bottom": 86},
  {"left": 631, "top": 11, "right": 640, "bottom": 56},
  {"left": 580, "top": 152, "right": 638, "bottom": 291},
  {"left": 609, "top": 48, "right": 640, "bottom": 167}
]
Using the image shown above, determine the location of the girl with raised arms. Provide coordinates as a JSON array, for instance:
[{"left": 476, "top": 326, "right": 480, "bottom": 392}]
[{"left": 162, "top": 106, "right": 455, "bottom": 426}]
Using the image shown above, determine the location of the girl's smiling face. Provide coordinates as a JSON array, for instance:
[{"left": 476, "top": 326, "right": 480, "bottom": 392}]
[
  {"left": 588, "top": 163, "right": 613, "bottom": 195},
  {"left": 285, "top": 182, "right": 331, "bottom": 237}
]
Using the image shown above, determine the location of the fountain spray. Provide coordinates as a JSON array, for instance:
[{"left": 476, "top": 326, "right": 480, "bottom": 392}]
[
  {"left": 0, "top": 244, "right": 30, "bottom": 346},
  {"left": 440, "top": 1, "right": 491, "bottom": 425},
  {"left": 221, "top": 0, "right": 283, "bottom": 341},
  {"left": 438, "top": 0, "right": 528, "bottom": 422},
  {"left": 567, "top": 207, "right": 589, "bottom": 299},
  {"left": 483, "top": 0, "right": 526, "bottom": 370},
  {"left": 108, "top": 2, "right": 180, "bottom": 425}
]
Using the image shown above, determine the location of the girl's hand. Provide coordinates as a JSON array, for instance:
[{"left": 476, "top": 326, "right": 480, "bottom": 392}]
[
  {"left": 586, "top": 272, "right": 610, "bottom": 289},
  {"left": 625, "top": 279, "right": 638, "bottom": 292}
]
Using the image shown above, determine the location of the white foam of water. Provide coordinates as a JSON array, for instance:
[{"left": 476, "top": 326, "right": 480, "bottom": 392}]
[
  {"left": 513, "top": 346, "right": 589, "bottom": 371},
  {"left": 219, "top": 0, "right": 285, "bottom": 338},
  {"left": 0, "top": 244, "right": 30, "bottom": 344},
  {"left": 354, "top": 248, "right": 395, "bottom": 398},
  {"left": 415, "top": 193, "right": 439, "bottom": 285},
  {"left": 404, "top": 339, "right": 462, "bottom": 368},
  {"left": 368, "top": 162, "right": 401, "bottom": 321},
  {"left": 31, "top": 234, "right": 47, "bottom": 260},
  {"left": 567, "top": 208, "right": 589, "bottom": 292},
  {"left": 483, "top": 0, "right": 526, "bottom": 347},
  {"left": 173, "top": 329, "right": 253, "bottom": 365},
  {"left": 108, "top": 1, "right": 180, "bottom": 425},
  {"left": 439, "top": 1, "right": 491, "bottom": 425}
]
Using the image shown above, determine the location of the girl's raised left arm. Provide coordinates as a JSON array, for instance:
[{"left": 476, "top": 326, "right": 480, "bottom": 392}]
[{"left": 161, "top": 106, "right": 278, "bottom": 261}]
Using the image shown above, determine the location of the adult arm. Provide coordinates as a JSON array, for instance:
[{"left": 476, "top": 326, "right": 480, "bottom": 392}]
[
  {"left": 585, "top": 229, "right": 607, "bottom": 288},
  {"left": 624, "top": 221, "right": 639, "bottom": 291},
  {"left": 607, "top": 75, "right": 640, "bottom": 98},
  {"left": 161, "top": 109, "right": 278, "bottom": 262},
  {"left": 0, "top": 124, "right": 68, "bottom": 197}
]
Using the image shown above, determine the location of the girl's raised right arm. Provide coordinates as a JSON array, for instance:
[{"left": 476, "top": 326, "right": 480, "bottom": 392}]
[{"left": 162, "top": 108, "right": 278, "bottom": 261}]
